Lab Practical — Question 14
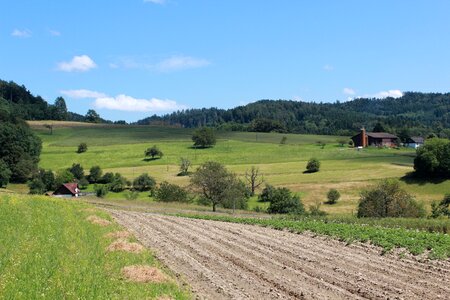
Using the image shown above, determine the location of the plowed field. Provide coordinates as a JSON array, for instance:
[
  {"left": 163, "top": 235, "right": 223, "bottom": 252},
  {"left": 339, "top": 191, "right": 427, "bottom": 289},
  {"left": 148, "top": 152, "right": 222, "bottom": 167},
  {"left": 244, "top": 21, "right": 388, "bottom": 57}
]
[{"left": 108, "top": 210, "right": 450, "bottom": 299}]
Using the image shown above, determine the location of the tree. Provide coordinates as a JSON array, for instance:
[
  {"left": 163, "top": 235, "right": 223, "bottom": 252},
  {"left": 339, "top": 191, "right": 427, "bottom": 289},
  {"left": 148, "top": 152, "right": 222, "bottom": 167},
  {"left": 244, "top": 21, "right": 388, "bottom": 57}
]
[
  {"left": 280, "top": 136, "right": 287, "bottom": 145},
  {"left": 0, "top": 160, "right": 11, "bottom": 188},
  {"left": 414, "top": 138, "right": 450, "bottom": 178},
  {"left": 179, "top": 157, "right": 191, "bottom": 176},
  {"left": 85, "top": 109, "right": 101, "bottom": 123},
  {"left": 95, "top": 185, "right": 109, "bottom": 198},
  {"left": 357, "top": 180, "right": 425, "bottom": 218},
  {"left": 100, "top": 172, "right": 115, "bottom": 184},
  {"left": 245, "top": 166, "right": 264, "bottom": 196},
  {"left": 44, "top": 124, "right": 53, "bottom": 135},
  {"left": 372, "top": 122, "right": 386, "bottom": 132},
  {"left": 267, "top": 187, "right": 305, "bottom": 214},
  {"left": 326, "top": 188, "right": 340, "bottom": 204},
  {"left": 145, "top": 145, "right": 163, "bottom": 159},
  {"left": 77, "top": 143, "right": 88, "bottom": 153},
  {"left": 132, "top": 173, "right": 156, "bottom": 192},
  {"left": 55, "top": 169, "right": 75, "bottom": 187},
  {"left": 109, "top": 173, "right": 128, "bottom": 192},
  {"left": 337, "top": 138, "right": 348, "bottom": 147},
  {"left": 68, "top": 163, "right": 84, "bottom": 180},
  {"left": 52, "top": 97, "right": 68, "bottom": 120},
  {"left": 88, "top": 166, "right": 103, "bottom": 183},
  {"left": 430, "top": 194, "right": 450, "bottom": 218},
  {"left": 306, "top": 158, "right": 320, "bottom": 173},
  {"left": 191, "top": 161, "right": 245, "bottom": 212},
  {"left": 28, "top": 178, "right": 46, "bottom": 194},
  {"left": 192, "top": 127, "right": 216, "bottom": 148},
  {"left": 155, "top": 182, "right": 189, "bottom": 202}
]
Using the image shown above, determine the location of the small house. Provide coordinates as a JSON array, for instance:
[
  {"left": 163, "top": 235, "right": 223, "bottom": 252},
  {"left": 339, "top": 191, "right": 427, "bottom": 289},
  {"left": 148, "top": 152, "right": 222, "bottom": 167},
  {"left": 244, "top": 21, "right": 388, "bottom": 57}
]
[
  {"left": 405, "top": 136, "right": 424, "bottom": 149},
  {"left": 351, "top": 128, "right": 398, "bottom": 148},
  {"left": 53, "top": 183, "right": 80, "bottom": 198}
]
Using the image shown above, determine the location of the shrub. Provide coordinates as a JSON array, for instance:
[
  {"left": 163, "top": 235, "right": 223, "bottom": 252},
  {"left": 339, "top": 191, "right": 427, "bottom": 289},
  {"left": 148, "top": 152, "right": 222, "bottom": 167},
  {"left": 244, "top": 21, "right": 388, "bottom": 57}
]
[
  {"left": 326, "top": 188, "right": 340, "bottom": 204},
  {"left": 95, "top": 185, "right": 109, "bottom": 198},
  {"left": 221, "top": 181, "right": 249, "bottom": 210},
  {"left": 155, "top": 182, "right": 189, "bottom": 202},
  {"left": 280, "top": 136, "right": 287, "bottom": 145},
  {"left": 77, "top": 143, "right": 88, "bottom": 153},
  {"left": 132, "top": 173, "right": 156, "bottom": 192},
  {"left": 357, "top": 180, "right": 426, "bottom": 218},
  {"left": 414, "top": 138, "right": 450, "bottom": 177},
  {"left": 306, "top": 158, "right": 320, "bottom": 173},
  {"left": 78, "top": 177, "right": 89, "bottom": 190},
  {"left": 145, "top": 145, "right": 163, "bottom": 159},
  {"left": 179, "top": 157, "right": 191, "bottom": 176},
  {"left": 431, "top": 194, "right": 450, "bottom": 218},
  {"left": 309, "top": 201, "right": 327, "bottom": 216},
  {"left": 258, "top": 184, "right": 275, "bottom": 202},
  {"left": 0, "top": 160, "right": 12, "bottom": 188},
  {"left": 88, "top": 166, "right": 102, "bottom": 183},
  {"left": 125, "top": 190, "right": 139, "bottom": 200},
  {"left": 100, "top": 172, "right": 115, "bottom": 184},
  {"left": 68, "top": 163, "right": 84, "bottom": 180},
  {"left": 28, "top": 178, "right": 46, "bottom": 194},
  {"left": 267, "top": 187, "right": 305, "bottom": 214},
  {"left": 109, "top": 173, "right": 127, "bottom": 192},
  {"left": 55, "top": 169, "right": 74, "bottom": 187}
]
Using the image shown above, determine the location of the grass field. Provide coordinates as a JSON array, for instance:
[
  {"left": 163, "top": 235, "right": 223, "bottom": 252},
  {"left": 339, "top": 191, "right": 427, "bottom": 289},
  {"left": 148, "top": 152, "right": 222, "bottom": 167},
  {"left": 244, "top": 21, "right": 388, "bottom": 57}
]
[
  {"left": 25, "top": 121, "right": 450, "bottom": 215},
  {"left": 0, "top": 194, "right": 190, "bottom": 299}
]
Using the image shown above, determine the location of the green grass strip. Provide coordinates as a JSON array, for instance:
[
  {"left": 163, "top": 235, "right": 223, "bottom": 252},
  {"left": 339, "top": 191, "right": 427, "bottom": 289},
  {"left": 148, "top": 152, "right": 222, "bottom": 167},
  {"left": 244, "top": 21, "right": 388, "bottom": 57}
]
[{"left": 175, "top": 213, "right": 450, "bottom": 259}]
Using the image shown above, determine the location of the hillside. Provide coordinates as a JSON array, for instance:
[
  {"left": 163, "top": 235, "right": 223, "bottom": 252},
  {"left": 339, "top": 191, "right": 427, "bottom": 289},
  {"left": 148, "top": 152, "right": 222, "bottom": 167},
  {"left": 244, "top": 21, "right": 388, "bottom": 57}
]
[{"left": 137, "top": 92, "right": 450, "bottom": 136}]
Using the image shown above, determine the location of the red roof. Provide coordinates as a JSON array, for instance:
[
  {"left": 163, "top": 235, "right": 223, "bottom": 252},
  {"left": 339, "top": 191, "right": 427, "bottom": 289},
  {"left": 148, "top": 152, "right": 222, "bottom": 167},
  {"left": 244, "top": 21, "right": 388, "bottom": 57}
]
[
  {"left": 53, "top": 183, "right": 79, "bottom": 196},
  {"left": 63, "top": 183, "right": 79, "bottom": 194}
]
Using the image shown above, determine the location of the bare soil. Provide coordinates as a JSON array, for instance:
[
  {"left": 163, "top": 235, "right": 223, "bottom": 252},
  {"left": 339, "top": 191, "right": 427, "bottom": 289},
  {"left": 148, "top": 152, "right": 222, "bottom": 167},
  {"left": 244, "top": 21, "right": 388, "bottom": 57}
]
[{"left": 108, "top": 210, "right": 450, "bottom": 300}]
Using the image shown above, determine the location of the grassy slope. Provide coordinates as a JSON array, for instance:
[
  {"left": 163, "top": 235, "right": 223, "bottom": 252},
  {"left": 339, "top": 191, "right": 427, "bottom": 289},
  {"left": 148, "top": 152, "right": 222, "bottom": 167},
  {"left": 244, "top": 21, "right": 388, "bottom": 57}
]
[
  {"left": 0, "top": 195, "right": 190, "bottom": 299},
  {"left": 28, "top": 122, "right": 450, "bottom": 215}
]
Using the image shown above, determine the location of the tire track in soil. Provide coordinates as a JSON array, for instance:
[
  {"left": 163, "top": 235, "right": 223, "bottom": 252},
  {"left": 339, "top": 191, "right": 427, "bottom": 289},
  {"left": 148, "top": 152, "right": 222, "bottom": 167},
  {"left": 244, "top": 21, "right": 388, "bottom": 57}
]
[{"left": 108, "top": 210, "right": 450, "bottom": 300}]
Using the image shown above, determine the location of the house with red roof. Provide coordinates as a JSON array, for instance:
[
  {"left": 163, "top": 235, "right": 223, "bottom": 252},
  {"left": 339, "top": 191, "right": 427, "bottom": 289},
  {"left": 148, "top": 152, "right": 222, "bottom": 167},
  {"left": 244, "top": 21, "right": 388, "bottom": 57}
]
[{"left": 53, "top": 183, "right": 80, "bottom": 198}]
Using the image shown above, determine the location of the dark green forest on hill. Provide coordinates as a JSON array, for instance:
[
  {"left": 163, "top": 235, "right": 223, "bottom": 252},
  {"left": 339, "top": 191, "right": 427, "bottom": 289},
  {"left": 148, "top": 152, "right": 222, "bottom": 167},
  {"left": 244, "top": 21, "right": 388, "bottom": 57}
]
[{"left": 138, "top": 92, "right": 450, "bottom": 137}]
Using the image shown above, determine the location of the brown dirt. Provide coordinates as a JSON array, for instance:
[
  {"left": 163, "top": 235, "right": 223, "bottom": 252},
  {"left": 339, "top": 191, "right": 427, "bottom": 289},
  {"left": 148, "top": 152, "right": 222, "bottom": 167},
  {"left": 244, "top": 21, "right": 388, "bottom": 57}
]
[
  {"left": 122, "top": 265, "right": 167, "bottom": 283},
  {"left": 108, "top": 210, "right": 450, "bottom": 300},
  {"left": 86, "top": 215, "right": 111, "bottom": 226},
  {"left": 107, "top": 239, "right": 144, "bottom": 253},
  {"left": 105, "top": 230, "right": 132, "bottom": 239}
]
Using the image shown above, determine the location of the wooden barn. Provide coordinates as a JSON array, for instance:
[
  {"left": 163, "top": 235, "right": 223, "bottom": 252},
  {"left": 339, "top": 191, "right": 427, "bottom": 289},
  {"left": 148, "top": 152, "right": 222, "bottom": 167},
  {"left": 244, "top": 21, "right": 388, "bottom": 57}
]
[
  {"left": 352, "top": 128, "right": 398, "bottom": 148},
  {"left": 53, "top": 183, "right": 80, "bottom": 198},
  {"left": 405, "top": 136, "right": 424, "bottom": 149}
]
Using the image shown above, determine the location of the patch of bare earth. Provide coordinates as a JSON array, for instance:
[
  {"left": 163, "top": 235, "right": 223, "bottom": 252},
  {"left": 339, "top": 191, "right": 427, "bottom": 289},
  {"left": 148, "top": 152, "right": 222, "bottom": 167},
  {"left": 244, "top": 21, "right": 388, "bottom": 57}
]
[
  {"left": 108, "top": 210, "right": 450, "bottom": 300},
  {"left": 107, "top": 239, "right": 144, "bottom": 253},
  {"left": 86, "top": 215, "right": 111, "bottom": 226},
  {"left": 105, "top": 230, "right": 132, "bottom": 239},
  {"left": 122, "top": 265, "right": 167, "bottom": 283}
]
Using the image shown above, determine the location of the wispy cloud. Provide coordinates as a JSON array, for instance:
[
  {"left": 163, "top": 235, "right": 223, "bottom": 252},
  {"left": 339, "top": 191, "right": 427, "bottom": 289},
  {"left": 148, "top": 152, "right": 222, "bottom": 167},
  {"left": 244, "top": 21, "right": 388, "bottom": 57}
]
[
  {"left": 49, "top": 29, "right": 61, "bottom": 37},
  {"left": 144, "top": 0, "right": 166, "bottom": 4},
  {"left": 157, "top": 55, "right": 211, "bottom": 72},
  {"left": 95, "top": 94, "right": 186, "bottom": 112},
  {"left": 343, "top": 88, "right": 356, "bottom": 96},
  {"left": 60, "top": 89, "right": 106, "bottom": 99},
  {"left": 323, "top": 64, "right": 333, "bottom": 71},
  {"left": 359, "top": 90, "right": 403, "bottom": 99},
  {"left": 11, "top": 29, "right": 32, "bottom": 38},
  {"left": 57, "top": 55, "right": 97, "bottom": 72}
]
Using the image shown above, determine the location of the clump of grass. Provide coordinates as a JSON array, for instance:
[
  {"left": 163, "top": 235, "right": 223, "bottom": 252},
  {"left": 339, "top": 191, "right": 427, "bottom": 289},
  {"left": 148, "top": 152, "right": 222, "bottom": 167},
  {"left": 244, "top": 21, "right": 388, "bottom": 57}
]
[{"left": 0, "top": 195, "right": 190, "bottom": 299}]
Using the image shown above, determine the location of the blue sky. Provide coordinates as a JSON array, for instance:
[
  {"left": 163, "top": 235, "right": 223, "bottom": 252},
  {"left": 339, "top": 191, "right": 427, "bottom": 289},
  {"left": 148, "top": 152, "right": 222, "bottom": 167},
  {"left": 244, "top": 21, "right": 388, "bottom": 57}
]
[{"left": 1, "top": 0, "right": 450, "bottom": 122}]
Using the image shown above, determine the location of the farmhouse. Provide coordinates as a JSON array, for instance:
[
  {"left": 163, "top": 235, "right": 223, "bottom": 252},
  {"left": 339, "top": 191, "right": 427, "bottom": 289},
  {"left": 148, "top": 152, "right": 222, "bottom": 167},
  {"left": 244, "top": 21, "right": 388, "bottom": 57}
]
[
  {"left": 351, "top": 128, "right": 398, "bottom": 147},
  {"left": 53, "top": 183, "right": 80, "bottom": 198},
  {"left": 404, "top": 136, "right": 424, "bottom": 149}
]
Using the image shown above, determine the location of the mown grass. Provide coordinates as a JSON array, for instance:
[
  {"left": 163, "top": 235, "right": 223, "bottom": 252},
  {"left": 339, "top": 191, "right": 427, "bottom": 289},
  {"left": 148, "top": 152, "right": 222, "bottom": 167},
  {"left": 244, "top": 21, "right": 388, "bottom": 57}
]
[
  {"left": 175, "top": 213, "right": 450, "bottom": 259},
  {"left": 0, "top": 195, "right": 191, "bottom": 299}
]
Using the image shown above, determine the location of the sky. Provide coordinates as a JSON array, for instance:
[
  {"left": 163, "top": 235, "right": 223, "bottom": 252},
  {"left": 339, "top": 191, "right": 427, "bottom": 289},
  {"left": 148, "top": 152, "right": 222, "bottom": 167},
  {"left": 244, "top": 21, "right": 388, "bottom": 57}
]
[{"left": 1, "top": 0, "right": 450, "bottom": 122}]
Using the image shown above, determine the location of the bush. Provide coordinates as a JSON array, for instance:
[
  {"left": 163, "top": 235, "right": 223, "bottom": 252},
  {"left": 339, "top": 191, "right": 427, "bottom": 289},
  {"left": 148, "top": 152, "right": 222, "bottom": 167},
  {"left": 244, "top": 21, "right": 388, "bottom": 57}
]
[
  {"left": 68, "top": 163, "right": 84, "bottom": 180},
  {"left": 88, "top": 166, "right": 102, "bottom": 183},
  {"left": 0, "top": 160, "right": 12, "bottom": 188},
  {"left": 100, "top": 172, "right": 115, "bottom": 184},
  {"left": 306, "top": 158, "right": 320, "bottom": 173},
  {"left": 145, "top": 145, "right": 163, "bottom": 159},
  {"left": 267, "top": 187, "right": 305, "bottom": 214},
  {"left": 192, "top": 127, "right": 216, "bottom": 148},
  {"left": 77, "top": 143, "right": 87, "bottom": 153},
  {"left": 78, "top": 177, "right": 89, "bottom": 190},
  {"left": 125, "top": 190, "right": 139, "bottom": 200},
  {"left": 414, "top": 138, "right": 450, "bottom": 177},
  {"left": 357, "top": 180, "right": 426, "bottom": 218},
  {"left": 431, "top": 194, "right": 450, "bottom": 218},
  {"left": 221, "top": 181, "right": 249, "bottom": 210},
  {"left": 309, "top": 201, "right": 327, "bottom": 216},
  {"left": 326, "top": 188, "right": 340, "bottom": 204},
  {"left": 155, "top": 181, "right": 189, "bottom": 202},
  {"left": 55, "top": 169, "right": 74, "bottom": 187},
  {"left": 109, "top": 173, "right": 128, "bottom": 192},
  {"left": 179, "top": 157, "right": 191, "bottom": 176},
  {"left": 28, "top": 178, "right": 46, "bottom": 194},
  {"left": 95, "top": 185, "right": 109, "bottom": 198},
  {"left": 132, "top": 173, "right": 156, "bottom": 192},
  {"left": 258, "top": 184, "right": 275, "bottom": 202}
]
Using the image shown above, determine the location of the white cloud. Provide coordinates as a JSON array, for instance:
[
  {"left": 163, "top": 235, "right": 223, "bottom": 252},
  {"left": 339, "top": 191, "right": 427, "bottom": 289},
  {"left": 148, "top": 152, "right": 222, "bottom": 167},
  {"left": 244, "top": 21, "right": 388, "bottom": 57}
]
[
  {"left": 359, "top": 89, "right": 403, "bottom": 99},
  {"left": 11, "top": 29, "right": 32, "bottom": 38},
  {"left": 343, "top": 88, "right": 356, "bottom": 96},
  {"left": 157, "top": 55, "right": 211, "bottom": 72},
  {"left": 60, "top": 89, "right": 107, "bottom": 99},
  {"left": 323, "top": 64, "right": 333, "bottom": 71},
  {"left": 144, "top": 0, "right": 166, "bottom": 4},
  {"left": 94, "top": 94, "right": 186, "bottom": 112},
  {"left": 49, "top": 29, "right": 61, "bottom": 36},
  {"left": 57, "top": 55, "right": 97, "bottom": 72}
]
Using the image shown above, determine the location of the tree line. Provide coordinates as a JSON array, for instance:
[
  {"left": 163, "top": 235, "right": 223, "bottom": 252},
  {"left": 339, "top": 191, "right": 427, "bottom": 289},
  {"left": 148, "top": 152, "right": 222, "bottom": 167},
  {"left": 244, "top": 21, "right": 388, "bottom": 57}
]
[{"left": 137, "top": 92, "right": 450, "bottom": 137}]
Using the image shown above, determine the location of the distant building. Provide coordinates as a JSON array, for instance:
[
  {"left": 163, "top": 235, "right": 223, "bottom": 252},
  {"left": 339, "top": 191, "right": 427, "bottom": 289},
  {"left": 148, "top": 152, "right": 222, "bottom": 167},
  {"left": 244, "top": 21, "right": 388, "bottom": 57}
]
[
  {"left": 405, "top": 136, "right": 424, "bottom": 149},
  {"left": 351, "top": 128, "right": 398, "bottom": 148},
  {"left": 53, "top": 183, "right": 80, "bottom": 198}
]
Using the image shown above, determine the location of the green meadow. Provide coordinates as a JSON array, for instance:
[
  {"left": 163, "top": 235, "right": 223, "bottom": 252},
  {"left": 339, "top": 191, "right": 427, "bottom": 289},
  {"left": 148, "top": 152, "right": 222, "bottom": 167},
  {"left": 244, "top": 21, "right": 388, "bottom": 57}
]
[
  {"left": 29, "top": 121, "right": 450, "bottom": 215},
  {"left": 0, "top": 194, "right": 191, "bottom": 299}
]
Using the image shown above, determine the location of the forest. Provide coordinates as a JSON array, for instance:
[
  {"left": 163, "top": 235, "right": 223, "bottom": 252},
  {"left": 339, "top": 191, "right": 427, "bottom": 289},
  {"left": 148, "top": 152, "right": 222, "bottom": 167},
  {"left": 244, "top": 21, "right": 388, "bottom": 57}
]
[{"left": 137, "top": 93, "right": 450, "bottom": 137}]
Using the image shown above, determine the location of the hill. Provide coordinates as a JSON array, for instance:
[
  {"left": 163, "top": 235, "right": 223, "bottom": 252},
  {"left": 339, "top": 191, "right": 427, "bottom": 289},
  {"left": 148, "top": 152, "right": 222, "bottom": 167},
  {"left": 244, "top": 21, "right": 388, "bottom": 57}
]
[{"left": 137, "top": 92, "right": 450, "bottom": 137}]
